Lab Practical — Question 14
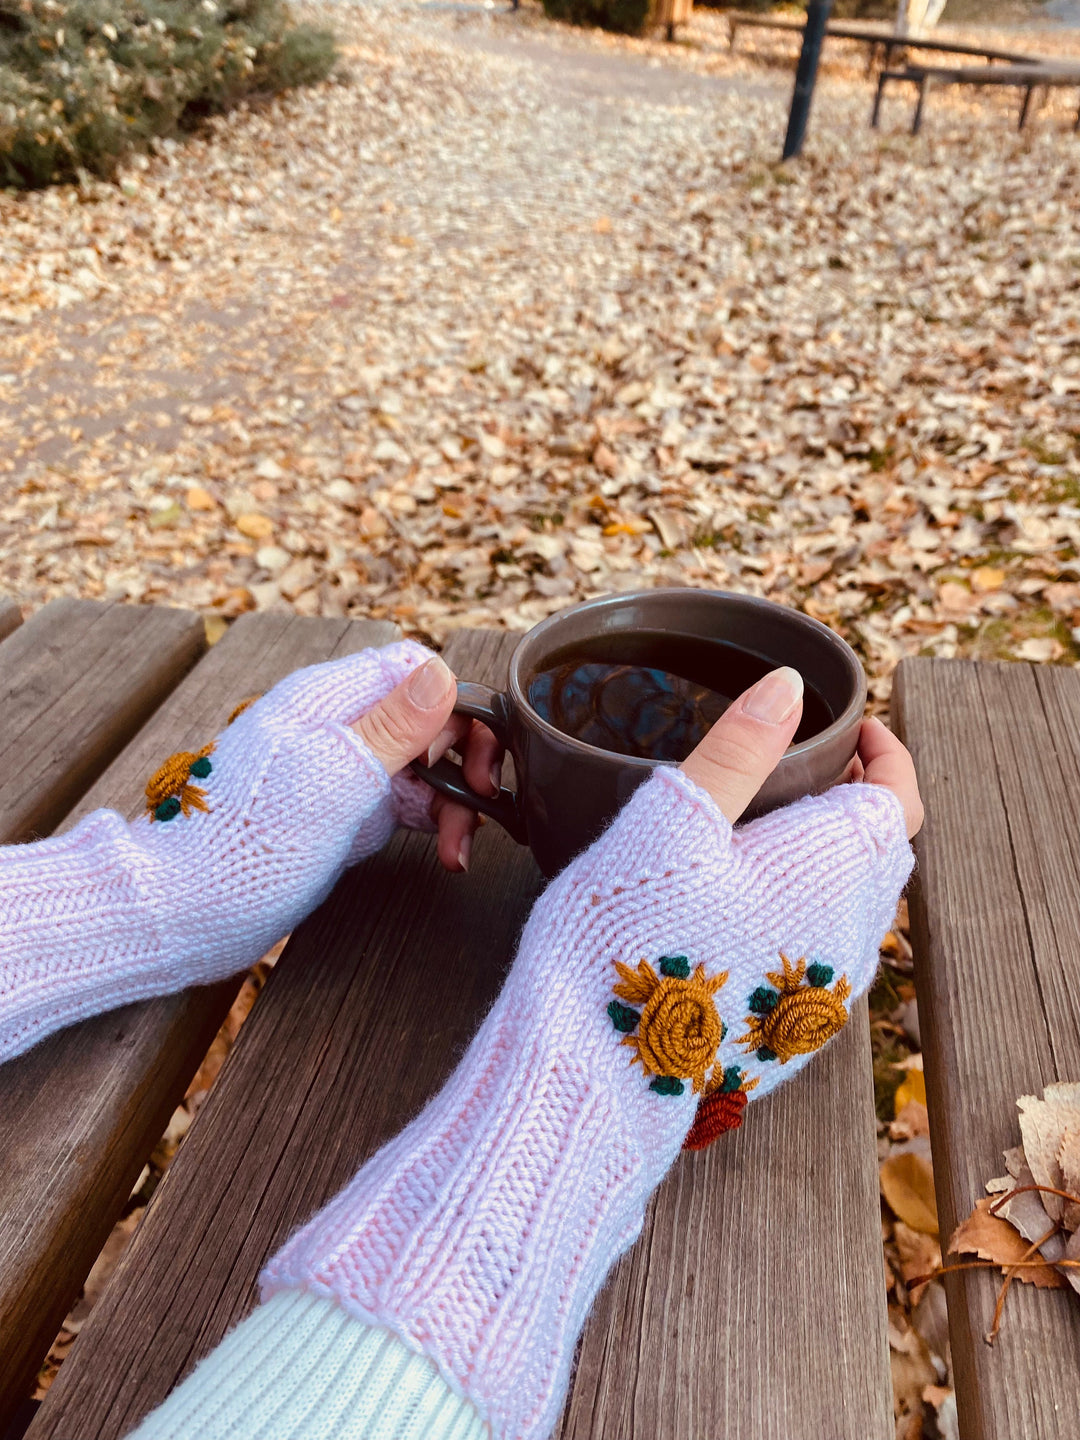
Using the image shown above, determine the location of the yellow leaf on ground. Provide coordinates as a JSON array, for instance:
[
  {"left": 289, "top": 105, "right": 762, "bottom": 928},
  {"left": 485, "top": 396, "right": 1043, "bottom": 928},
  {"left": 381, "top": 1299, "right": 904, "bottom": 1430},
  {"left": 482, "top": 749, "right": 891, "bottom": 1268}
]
[
  {"left": 235, "top": 512, "right": 274, "bottom": 541},
  {"left": 895, "top": 1069, "right": 927, "bottom": 1116},
  {"left": 602, "top": 519, "right": 651, "bottom": 537},
  {"left": 948, "top": 1198, "right": 1067, "bottom": 1288},
  {"left": 970, "top": 566, "right": 1006, "bottom": 592},
  {"left": 147, "top": 502, "right": 182, "bottom": 530},
  {"left": 186, "top": 485, "right": 216, "bottom": 511},
  {"left": 203, "top": 615, "right": 228, "bottom": 646},
  {"left": 881, "top": 1151, "right": 939, "bottom": 1236}
]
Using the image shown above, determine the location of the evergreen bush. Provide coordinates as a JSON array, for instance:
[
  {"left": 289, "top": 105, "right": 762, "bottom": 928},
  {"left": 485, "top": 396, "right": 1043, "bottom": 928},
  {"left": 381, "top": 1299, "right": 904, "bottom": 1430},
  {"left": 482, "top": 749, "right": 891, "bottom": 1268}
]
[
  {"left": 0, "top": 0, "right": 337, "bottom": 188},
  {"left": 542, "top": 0, "right": 650, "bottom": 37}
]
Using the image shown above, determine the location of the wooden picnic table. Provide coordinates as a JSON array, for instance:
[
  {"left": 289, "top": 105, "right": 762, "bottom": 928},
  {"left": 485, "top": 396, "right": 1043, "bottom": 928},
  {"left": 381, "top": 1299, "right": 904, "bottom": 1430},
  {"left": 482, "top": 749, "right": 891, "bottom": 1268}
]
[
  {"left": 2, "top": 598, "right": 892, "bottom": 1440},
  {"left": 894, "top": 658, "right": 1080, "bottom": 1440},
  {"left": 871, "top": 61, "right": 1080, "bottom": 134},
  {"left": 726, "top": 10, "right": 1041, "bottom": 74}
]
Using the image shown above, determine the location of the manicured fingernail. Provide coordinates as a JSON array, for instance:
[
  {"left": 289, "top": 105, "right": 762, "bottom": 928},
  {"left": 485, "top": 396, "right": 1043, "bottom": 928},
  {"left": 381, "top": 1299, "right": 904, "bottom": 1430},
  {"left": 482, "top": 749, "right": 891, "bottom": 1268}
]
[
  {"left": 743, "top": 666, "right": 804, "bottom": 724},
  {"left": 408, "top": 656, "right": 452, "bottom": 709},
  {"left": 489, "top": 762, "right": 501, "bottom": 797},
  {"left": 426, "top": 725, "right": 457, "bottom": 768},
  {"left": 457, "top": 834, "right": 472, "bottom": 872}
]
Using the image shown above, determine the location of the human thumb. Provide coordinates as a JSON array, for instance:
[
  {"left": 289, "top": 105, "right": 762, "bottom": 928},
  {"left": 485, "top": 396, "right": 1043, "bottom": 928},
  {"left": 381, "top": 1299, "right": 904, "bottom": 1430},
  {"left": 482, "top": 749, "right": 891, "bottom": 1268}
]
[
  {"left": 351, "top": 655, "right": 457, "bottom": 777},
  {"left": 679, "top": 666, "right": 804, "bottom": 824}
]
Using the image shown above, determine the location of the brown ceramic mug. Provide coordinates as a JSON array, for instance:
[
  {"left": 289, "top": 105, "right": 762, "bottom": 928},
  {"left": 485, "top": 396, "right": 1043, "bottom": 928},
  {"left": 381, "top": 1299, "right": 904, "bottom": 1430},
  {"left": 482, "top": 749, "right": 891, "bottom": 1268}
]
[{"left": 411, "top": 589, "right": 867, "bottom": 877}]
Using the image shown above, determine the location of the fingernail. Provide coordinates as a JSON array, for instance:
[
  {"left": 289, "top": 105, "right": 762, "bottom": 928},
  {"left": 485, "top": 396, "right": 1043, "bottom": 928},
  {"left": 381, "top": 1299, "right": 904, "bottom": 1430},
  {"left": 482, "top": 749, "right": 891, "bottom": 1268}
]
[
  {"left": 426, "top": 725, "right": 457, "bottom": 768},
  {"left": 408, "top": 656, "right": 452, "bottom": 709},
  {"left": 489, "top": 762, "right": 501, "bottom": 797},
  {"left": 743, "top": 666, "right": 804, "bottom": 724},
  {"left": 457, "top": 833, "right": 472, "bottom": 872}
]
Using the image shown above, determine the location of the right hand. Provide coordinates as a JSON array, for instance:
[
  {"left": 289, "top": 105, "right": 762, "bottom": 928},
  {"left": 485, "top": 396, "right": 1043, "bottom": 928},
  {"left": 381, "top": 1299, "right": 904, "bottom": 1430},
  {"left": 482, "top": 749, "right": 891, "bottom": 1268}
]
[{"left": 680, "top": 666, "right": 923, "bottom": 839}]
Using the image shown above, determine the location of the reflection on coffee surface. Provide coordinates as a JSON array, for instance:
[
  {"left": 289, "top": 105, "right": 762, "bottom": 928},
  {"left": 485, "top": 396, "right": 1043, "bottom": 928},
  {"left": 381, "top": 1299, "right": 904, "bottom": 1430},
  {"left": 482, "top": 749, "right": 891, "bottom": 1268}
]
[{"left": 527, "top": 633, "right": 833, "bottom": 762}]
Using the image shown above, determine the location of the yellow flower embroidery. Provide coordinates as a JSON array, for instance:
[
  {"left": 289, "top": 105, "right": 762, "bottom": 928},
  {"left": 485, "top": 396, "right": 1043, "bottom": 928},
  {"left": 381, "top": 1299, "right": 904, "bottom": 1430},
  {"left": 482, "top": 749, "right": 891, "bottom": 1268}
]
[
  {"left": 737, "top": 953, "right": 852, "bottom": 1065},
  {"left": 610, "top": 955, "right": 728, "bottom": 1095},
  {"left": 145, "top": 743, "right": 215, "bottom": 822}
]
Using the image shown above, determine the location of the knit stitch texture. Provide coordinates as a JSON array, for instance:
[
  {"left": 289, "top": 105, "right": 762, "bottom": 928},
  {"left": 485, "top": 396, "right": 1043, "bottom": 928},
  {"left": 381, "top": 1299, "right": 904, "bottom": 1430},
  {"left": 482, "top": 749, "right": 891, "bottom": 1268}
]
[
  {"left": 127, "top": 1291, "right": 486, "bottom": 1440},
  {"left": 262, "top": 768, "right": 913, "bottom": 1440},
  {"left": 0, "top": 640, "right": 435, "bottom": 1064}
]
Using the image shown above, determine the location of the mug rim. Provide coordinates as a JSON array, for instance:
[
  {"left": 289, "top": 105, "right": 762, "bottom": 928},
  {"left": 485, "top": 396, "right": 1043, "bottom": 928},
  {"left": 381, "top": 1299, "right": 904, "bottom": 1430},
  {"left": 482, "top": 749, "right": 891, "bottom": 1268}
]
[{"left": 505, "top": 587, "right": 867, "bottom": 769}]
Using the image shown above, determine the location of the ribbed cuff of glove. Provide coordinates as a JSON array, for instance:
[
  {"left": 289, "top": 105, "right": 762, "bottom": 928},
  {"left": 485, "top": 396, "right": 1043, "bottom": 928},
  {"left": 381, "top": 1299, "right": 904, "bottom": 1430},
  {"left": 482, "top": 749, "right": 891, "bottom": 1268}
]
[
  {"left": 125, "top": 1291, "right": 486, "bottom": 1440},
  {"left": 261, "top": 770, "right": 913, "bottom": 1440},
  {"left": 0, "top": 640, "right": 437, "bottom": 1066}
]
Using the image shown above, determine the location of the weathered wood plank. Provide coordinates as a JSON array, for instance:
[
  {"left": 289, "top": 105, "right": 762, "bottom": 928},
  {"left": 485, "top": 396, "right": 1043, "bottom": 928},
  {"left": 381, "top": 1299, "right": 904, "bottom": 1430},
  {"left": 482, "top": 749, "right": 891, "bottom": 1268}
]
[
  {"left": 33, "top": 628, "right": 892, "bottom": 1440},
  {"left": 0, "top": 597, "right": 21, "bottom": 644},
  {"left": 0, "top": 599, "right": 205, "bottom": 845},
  {"left": 0, "top": 612, "right": 397, "bottom": 1422},
  {"left": 28, "top": 628, "right": 538, "bottom": 1439},
  {"left": 559, "top": 996, "right": 889, "bottom": 1440},
  {"left": 893, "top": 657, "right": 1080, "bottom": 1440}
]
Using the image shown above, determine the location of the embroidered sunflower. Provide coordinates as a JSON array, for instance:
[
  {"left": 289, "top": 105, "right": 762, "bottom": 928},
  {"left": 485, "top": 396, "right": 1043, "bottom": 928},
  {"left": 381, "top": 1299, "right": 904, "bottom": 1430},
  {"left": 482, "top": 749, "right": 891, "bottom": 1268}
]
[
  {"left": 607, "top": 954, "right": 728, "bottom": 1096},
  {"left": 683, "top": 1064, "right": 759, "bottom": 1152},
  {"left": 737, "top": 953, "right": 852, "bottom": 1065},
  {"left": 145, "top": 743, "right": 215, "bottom": 822}
]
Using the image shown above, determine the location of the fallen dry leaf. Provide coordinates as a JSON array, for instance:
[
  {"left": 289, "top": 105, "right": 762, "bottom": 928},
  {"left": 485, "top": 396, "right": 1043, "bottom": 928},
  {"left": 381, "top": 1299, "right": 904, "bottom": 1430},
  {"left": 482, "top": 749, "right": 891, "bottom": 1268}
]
[
  {"left": 1059, "top": 1130, "right": 1080, "bottom": 1233},
  {"left": 235, "top": 513, "right": 275, "bottom": 542},
  {"left": 1017, "top": 1087, "right": 1080, "bottom": 1223},
  {"left": 881, "top": 1151, "right": 939, "bottom": 1237},
  {"left": 948, "top": 1197, "right": 1067, "bottom": 1289},
  {"left": 893, "top": 1220, "right": 941, "bottom": 1303},
  {"left": 895, "top": 1069, "right": 927, "bottom": 1115}
]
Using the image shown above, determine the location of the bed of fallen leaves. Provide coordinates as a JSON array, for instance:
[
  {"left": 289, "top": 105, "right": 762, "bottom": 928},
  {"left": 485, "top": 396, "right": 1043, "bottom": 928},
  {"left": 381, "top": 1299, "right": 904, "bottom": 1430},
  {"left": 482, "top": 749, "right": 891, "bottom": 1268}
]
[{"left": 19, "top": 0, "right": 1080, "bottom": 1428}]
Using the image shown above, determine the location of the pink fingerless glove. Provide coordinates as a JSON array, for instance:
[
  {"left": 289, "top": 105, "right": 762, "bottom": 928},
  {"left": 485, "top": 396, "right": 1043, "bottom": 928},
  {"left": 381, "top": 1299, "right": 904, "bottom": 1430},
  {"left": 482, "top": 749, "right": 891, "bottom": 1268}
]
[
  {"left": 261, "top": 767, "right": 914, "bottom": 1440},
  {"left": 0, "top": 640, "right": 437, "bottom": 1065}
]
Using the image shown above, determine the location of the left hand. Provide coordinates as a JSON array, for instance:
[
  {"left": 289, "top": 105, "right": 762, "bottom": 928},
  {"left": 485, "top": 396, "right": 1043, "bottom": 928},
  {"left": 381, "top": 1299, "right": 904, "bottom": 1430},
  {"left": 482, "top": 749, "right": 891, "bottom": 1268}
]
[{"left": 351, "top": 655, "right": 502, "bottom": 874}]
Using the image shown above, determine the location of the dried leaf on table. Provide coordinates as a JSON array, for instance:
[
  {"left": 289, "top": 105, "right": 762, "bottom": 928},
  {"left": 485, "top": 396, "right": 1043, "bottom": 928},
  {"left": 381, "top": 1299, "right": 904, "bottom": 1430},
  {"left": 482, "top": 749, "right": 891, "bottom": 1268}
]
[
  {"left": 1017, "top": 1087, "right": 1080, "bottom": 1223},
  {"left": 948, "top": 1198, "right": 1067, "bottom": 1290}
]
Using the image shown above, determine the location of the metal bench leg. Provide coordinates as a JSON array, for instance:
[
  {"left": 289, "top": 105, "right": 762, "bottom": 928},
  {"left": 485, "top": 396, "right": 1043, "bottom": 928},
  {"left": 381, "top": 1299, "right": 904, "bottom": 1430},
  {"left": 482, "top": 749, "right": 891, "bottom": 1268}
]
[
  {"left": 871, "top": 71, "right": 888, "bottom": 129},
  {"left": 912, "top": 75, "right": 929, "bottom": 135},
  {"left": 1019, "top": 83, "right": 1034, "bottom": 130},
  {"left": 729, "top": 18, "right": 737, "bottom": 50}
]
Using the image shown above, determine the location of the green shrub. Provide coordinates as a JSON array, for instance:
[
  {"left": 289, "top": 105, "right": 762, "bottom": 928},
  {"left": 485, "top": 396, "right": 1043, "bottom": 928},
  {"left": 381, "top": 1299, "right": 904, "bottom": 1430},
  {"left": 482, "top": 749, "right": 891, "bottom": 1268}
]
[
  {"left": 542, "top": 0, "right": 650, "bottom": 36},
  {"left": 0, "top": 0, "right": 338, "bottom": 188}
]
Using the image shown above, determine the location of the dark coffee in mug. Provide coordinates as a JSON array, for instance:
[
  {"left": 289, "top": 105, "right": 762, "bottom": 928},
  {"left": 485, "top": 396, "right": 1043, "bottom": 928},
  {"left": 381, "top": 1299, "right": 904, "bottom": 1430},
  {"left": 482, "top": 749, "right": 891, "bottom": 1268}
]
[
  {"left": 411, "top": 589, "right": 867, "bottom": 877},
  {"left": 527, "top": 633, "right": 833, "bottom": 763}
]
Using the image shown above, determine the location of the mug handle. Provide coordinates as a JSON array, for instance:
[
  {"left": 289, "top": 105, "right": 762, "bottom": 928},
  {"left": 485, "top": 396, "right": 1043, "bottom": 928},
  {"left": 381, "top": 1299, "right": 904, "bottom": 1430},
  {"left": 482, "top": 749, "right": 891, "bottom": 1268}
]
[{"left": 409, "top": 682, "right": 528, "bottom": 844}]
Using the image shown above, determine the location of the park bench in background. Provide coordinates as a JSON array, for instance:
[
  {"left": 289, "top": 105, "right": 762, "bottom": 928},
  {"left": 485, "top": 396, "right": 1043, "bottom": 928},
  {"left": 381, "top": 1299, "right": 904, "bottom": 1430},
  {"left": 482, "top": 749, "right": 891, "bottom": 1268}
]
[
  {"left": 726, "top": 9, "right": 1039, "bottom": 74},
  {"left": 871, "top": 61, "right": 1080, "bottom": 133},
  {"left": 894, "top": 658, "right": 1080, "bottom": 1440},
  {"left": 2, "top": 599, "right": 893, "bottom": 1440}
]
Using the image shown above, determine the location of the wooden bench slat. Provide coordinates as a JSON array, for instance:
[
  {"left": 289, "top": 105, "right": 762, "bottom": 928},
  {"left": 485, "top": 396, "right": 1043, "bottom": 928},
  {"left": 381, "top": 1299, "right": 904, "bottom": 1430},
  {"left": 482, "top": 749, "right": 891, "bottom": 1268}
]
[
  {"left": 0, "top": 599, "right": 205, "bottom": 846},
  {"left": 27, "top": 627, "right": 538, "bottom": 1438},
  {"left": 33, "top": 627, "right": 892, "bottom": 1440},
  {"left": 0, "top": 612, "right": 397, "bottom": 1421},
  {"left": 558, "top": 996, "right": 889, "bottom": 1440},
  {"left": 894, "top": 658, "right": 1080, "bottom": 1440},
  {"left": 0, "top": 598, "right": 22, "bottom": 645}
]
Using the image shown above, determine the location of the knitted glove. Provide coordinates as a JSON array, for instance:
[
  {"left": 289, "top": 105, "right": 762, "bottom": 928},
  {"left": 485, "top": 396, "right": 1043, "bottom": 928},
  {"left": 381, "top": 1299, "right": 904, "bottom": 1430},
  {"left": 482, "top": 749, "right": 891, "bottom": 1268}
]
[
  {"left": 0, "top": 640, "right": 436, "bottom": 1065},
  {"left": 262, "top": 767, "right": 914, "bottom": 1440}
]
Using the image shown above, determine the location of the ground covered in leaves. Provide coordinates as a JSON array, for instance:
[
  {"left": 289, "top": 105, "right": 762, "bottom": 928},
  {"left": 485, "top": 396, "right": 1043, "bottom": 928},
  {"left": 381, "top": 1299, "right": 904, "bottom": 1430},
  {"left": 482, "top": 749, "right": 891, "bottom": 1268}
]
[
  {"left": 3, "top": 3, "right": 1080, "bottom": 697},
  {"left": 13, "top": 2, "right": 1080, "bottom": 1431}
]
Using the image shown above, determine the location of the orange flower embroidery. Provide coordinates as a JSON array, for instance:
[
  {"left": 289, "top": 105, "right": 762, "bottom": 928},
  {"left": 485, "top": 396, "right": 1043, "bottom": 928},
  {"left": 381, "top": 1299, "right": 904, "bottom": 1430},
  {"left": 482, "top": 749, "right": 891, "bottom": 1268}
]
[
  {"left": 608, "top": 954, "right": 728, "bottom": 1096},
  {"left": 737, "top": 953, "right": 852, "bottom": 1065},
  {"left": 145, "top": 743, "right": 215, "bottom": 822}
]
